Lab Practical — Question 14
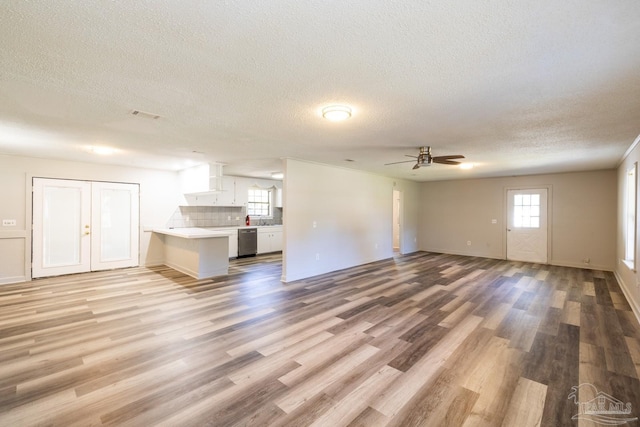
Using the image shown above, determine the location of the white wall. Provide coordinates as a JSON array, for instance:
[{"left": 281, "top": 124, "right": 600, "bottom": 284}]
[
  {"left": 282, "top": 159, "right": 419, "bottom": 282},
  {"left": 419, "top": 170, "right": 617, "bottom": 271},
  {"left": 0, "top": 154, "right": 181, "bottom": 284},
  {"left": 616, "top": 141, "right": 640, "bottom": 320}
]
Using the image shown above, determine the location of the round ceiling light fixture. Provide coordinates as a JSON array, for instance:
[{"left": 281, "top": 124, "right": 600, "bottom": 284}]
[
  {"left": 322, "top": 105, "right": 352, "bottom": 121},
  {"left": 88, "top": 145, "right": 117, "bottom": 155},
  {"left": 271, "top": 172, "right": 284, "bottom": 180}
]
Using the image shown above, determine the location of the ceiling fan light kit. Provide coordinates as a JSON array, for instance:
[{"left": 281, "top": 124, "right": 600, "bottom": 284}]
[{"left": 321, "top": 105, "right": 352, "bottom": 121}]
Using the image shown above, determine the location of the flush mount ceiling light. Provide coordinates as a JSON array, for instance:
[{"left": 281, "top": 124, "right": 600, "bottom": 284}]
[
  {"left": 322, "top": 105, "right": 352, "bottom": 121},
  {"left": 460, "top": 162, "right": 474, "bottom": 170},
  {"left": 271, "top": 172, "right": 284, "bottom": 179},
  {"left": 88, "top": 146, "right": 117, "bottom": 155}
]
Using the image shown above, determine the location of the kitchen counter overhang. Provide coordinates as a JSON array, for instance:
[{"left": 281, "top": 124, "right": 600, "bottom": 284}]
[{"left": 153, "top": 228, "right": 233, "bottom": 279}]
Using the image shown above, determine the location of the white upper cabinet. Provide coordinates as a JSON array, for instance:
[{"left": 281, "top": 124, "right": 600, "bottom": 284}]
[
  {"left": 234, "top": 177, "right": 249, "bottom": 206},
  {"left": 274, "top": 188, "right": 283, "bottom": 208},
  {"left": 179, "top": 163, "right": 224, "bottom": 194},
  {"left": 216, "top": 176, "right": 236, "bottom": 206},
  {"left": 179, "top": 164, "right": 210, "bottom": 194},
  {"left": 180, "top": 170, "right": 282, "bottom": 207}
]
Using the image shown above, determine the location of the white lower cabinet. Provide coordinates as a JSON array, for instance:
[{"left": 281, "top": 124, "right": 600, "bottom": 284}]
[
  {"left": 257, "top": 227, "right": 283, "bottom": 254},
  {"left": 227, "top": 229, "right": 238, "bottom": 258}
]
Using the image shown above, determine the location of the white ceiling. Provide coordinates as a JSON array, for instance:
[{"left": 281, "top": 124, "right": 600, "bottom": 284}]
[{"left": 1, "top": 1, "right": 639, "bottom": 181}]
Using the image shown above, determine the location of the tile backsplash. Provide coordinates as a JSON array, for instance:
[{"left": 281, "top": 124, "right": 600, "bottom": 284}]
[{"left": 166, "top": 206, "right": 283, "bottom": 228}]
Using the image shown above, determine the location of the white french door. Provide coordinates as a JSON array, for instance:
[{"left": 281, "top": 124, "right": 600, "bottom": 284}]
[
  {"left": 32, "top": 178, "right": 139, "bottom": 278},
  {"left": 33, "top": 179, "right": 92, "bottom": 277},
  {"left": 91, "top": 181, "right": 140, "bottom": 271},
  {"left": 506, "top": 188, "right": 548, "bottom": 263}
]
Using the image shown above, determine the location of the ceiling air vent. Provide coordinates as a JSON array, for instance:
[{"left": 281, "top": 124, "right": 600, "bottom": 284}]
[{"left": 130, "top": 110, "right": 161, "bottom": 119}]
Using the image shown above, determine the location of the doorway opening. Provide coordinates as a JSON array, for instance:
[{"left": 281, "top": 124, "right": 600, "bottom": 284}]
[{"left": 393, "top": 189, "right": 401, "bottom": 253}]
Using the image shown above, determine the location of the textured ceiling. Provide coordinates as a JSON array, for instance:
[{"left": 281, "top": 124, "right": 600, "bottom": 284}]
[{"left": 1, "top": 1, "right": 639, "bottom": 181}]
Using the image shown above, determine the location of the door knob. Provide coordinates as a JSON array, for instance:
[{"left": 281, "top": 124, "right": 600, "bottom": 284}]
[
  {"left": 84, "top": 231, "right": 91, "bottom": 235},
  {"left": 507, "top": 229, "right": 512, "bottom": 231}
]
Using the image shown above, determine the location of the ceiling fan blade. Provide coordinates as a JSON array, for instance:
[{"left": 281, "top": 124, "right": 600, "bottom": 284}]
[
  {"left": 385, "top": 148, "right": 465, "bottom": 169},
  {"left": 384, "top": 160, "right": 417, "bottom": 165},
  {"left": 432, "top": 155, "right": 465, "bottom": 161},
  {"left": 433, "top": 159, "right": 462, "bottom": 165}
]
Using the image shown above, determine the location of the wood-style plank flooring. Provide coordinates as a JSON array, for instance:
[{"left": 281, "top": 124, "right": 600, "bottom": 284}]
[{"left": 1, "top": 252, "right": 639, "bottom": 426}]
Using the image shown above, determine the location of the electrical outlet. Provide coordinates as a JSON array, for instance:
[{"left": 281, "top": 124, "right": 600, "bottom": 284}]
[
  {"left": 227, "top": 216, "right": 231, "bottom": 221},
  {"left": 2, "top": 219, "right": 16, "bottom": 227},
  {"left": 467, "top": 240, "right": 471, "bottom": 246},
  {"left": 315, "top": 253, "right": 320, "bottom": 261},
  {"left": 313, "top": 221, "right": 317, "bottom": 228},
  {"left": 374, "top": 243, "right": 378, "bottom": 249}
]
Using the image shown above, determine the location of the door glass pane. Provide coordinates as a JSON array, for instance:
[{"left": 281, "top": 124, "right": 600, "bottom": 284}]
[
  {"left": 513, "top": 192, "right": 541, "bottom": 229},
  {"left": 43, "top": 186, "right": 81, "bottom": 267},
  {"left": 100, "top": 189, "right": 131, "bottom": 261}
]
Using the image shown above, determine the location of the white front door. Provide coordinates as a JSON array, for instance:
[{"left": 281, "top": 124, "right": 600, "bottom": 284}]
[
  {"left": 506, "top": 188, "right": 548, "bottom": 263},
  {"left": 33, "top": 178, "right": 140, "bottom": 278},
  {"left": 33, "top": 178, "right": 92, "bottom": 277}
]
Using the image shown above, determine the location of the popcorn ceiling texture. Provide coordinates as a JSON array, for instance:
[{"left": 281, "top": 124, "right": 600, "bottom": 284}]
[{"left": 1, "top": 2, "right": 639, "bottom": 181}]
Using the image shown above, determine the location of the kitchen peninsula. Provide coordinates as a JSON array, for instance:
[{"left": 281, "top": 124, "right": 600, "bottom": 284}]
[{"left": 153, "top": 228, "right": 233, "bottom": 279}]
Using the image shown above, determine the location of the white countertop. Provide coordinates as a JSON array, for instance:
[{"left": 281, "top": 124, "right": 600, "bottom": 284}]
[
  {"left": 203, "top": 225, "right": 283, "bottom": 231},
  {"left": 153, "top": 228, "right": 234, "bottom": 239}
]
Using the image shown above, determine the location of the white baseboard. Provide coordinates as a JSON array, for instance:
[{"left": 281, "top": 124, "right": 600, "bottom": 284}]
[
  {"left": 549, "top": 259, "right": 613, "bottom": 271},
  {"left": 422, "top": 248, "right": 616, "bottom": 272},
  {"left": 0, "top": 275, "right": 27, "bottom": 285},
  {"left": 614, "top": 270, "right": 640, "bottom": 325},
  {"left": 421, "top": 247, "right": 503, "bottom": 260}
]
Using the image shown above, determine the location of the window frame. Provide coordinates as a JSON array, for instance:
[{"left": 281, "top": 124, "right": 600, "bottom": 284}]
[
  {"left": 624, "top": 162, "right": 637, "bottom": 271},
  {"left": 247, "top": 187, "right": 272, "bottom": 218}
]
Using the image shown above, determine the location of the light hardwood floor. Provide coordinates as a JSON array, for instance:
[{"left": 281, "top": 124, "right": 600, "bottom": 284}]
[{"left": 1, "top": 252, "right": 639, "bottom": 426}]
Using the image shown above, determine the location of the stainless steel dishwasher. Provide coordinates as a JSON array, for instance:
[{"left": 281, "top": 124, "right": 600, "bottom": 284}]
[{"left": 237, "top": 228, "right": 257, "bottom": 257}]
